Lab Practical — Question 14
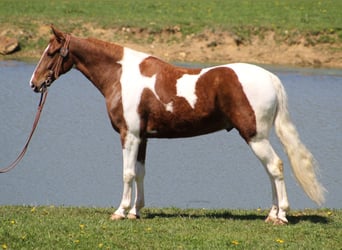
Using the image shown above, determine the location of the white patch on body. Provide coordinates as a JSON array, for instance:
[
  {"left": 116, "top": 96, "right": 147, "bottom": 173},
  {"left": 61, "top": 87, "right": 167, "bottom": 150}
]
[
  {"left": 175, "top": 73, "right": 201, "bottom": 109},
  {"left": 165, "top": 102, "right": 173, "bottom": 112},
  {"left": 119, "top": 48, "right": 166, "bottom": 135},
  {"left": 224, "top": 63, "right": 278, "bottom": 137},
  {"left": 120, "top": 48, "right": 206, "bottom": 136},
  {"left": 120, "top": 52, "right": 277, "bottom": 140},
  {"left": 119, "top": 48, "right": 152, "bottom": 134}
]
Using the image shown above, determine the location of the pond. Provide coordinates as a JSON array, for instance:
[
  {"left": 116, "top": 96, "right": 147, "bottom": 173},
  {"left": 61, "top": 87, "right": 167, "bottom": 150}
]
[{"left": 0, "top": 61, "right": 341, "bottom": 209}]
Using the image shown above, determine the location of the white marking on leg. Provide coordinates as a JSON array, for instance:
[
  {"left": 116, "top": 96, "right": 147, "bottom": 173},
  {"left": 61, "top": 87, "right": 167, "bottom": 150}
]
[
  {"left": 114, "top": 133, "right": 141, "bottom": 218},
  {"left": 249, "top": 138, "right": 289, "bottom": 223},
  {"left": 274, "top": 159, "right": 289, "bottom": 223},
  {"left": 128, "top": 161, "right": 145, "bottom": 218},
  {"left": 265, "top": 205, "right": 278, "bottom": 222}
]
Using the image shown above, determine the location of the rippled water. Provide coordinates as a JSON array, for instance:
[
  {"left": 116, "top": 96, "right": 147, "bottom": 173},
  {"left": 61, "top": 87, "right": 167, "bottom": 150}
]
[{"left": 0, "top": 61, "right": 341, "bottom": 209}]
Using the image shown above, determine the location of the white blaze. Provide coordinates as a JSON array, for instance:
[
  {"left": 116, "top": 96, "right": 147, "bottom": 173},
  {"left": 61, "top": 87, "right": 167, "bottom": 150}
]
[{"left": 30, "top": 44, "right": 50, "bottom": 86}]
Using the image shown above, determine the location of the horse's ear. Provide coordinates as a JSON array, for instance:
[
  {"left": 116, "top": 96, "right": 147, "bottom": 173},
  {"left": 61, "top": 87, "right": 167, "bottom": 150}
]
[{"left": 51, "top": 25, "right": 65, "bottom": 42}]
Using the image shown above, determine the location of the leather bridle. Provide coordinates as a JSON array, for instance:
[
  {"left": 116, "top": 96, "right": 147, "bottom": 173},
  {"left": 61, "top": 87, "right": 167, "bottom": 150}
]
[{"left": 44, "top": 34, "right": 71, "bottom": 89}]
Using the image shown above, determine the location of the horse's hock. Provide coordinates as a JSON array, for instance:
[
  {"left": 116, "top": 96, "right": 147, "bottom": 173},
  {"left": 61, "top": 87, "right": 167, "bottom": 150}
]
[{"left": 0, "top": 36, "right": 19, "bottom": 55}]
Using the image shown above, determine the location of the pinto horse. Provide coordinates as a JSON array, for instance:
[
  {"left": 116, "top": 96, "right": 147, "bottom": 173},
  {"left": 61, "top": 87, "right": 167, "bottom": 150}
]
[{"left": 30, "top": 26, "right": 325, "bottom": 224}]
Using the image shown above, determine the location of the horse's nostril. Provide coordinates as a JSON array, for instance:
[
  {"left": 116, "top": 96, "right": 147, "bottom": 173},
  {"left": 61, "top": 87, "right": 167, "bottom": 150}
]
[{"left": 30, "top": 83, "right": 39, "bottom": 93}]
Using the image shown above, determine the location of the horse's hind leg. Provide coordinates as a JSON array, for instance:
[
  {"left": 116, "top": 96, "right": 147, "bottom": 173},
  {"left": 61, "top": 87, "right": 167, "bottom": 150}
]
[{"left": 249, "top": 138, "right": 290, "bottom": 224}]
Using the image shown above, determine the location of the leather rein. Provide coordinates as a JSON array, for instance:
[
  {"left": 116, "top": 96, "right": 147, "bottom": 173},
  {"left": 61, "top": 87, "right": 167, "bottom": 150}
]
[
  {"left": 0, "top": 90, "right": 48, "bottom": 173},
  {"left": 0, "top": 35, "right": 70, "bottom": 173}
]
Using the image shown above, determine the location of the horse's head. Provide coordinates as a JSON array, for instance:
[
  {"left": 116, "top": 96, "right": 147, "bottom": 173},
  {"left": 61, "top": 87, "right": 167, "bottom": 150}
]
[{"left": 30, "top": 26, "right": 74, "bottom": 93}]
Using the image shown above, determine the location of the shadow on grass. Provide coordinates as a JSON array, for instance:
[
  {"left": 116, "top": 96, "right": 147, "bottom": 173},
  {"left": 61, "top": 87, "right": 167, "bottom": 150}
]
[
  {"left": 287, "top": 214, "right": 329, "bottom": 224},
  {"left": 142, "top": 209, "right": 329, "bottom": 224}
]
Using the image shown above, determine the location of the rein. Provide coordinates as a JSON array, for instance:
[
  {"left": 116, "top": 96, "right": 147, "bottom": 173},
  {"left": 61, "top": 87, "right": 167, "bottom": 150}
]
[
  {"left": 0, "top": 90, "right": 48, "bottom": 173},
  {"left": 0, "top": 34, "right": 70, "bottom": 173}
]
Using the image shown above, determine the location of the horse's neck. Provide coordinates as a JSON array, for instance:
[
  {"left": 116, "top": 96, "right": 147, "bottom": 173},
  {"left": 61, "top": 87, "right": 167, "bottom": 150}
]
[{"left": 71, "top": 37, "right": 124, "bottom": 96}]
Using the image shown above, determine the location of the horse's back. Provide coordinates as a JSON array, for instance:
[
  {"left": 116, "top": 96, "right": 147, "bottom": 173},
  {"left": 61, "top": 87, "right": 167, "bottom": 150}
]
[
  {"left": 226, "top": 63, "right": 279, "bottom": 111},
  {"left": 225, "top": 63, "right": 278, "bottom": 101}
]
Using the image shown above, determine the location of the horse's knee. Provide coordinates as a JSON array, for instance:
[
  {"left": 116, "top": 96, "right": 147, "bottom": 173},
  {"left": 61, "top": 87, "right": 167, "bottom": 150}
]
[
  {"left": 123, "top": 163, "right": 145, "bottom": 182},
  {"left": 267, "top": 159, "right": 284, "bottom": 179},
  {"left": 123, "top": 172, "right": 135, "bottom": 183}
]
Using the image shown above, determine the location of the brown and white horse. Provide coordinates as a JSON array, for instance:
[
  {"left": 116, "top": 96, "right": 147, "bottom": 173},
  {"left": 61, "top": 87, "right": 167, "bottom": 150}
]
[{"left": 30, "top": 26, "right": 325, "bottom": 224}]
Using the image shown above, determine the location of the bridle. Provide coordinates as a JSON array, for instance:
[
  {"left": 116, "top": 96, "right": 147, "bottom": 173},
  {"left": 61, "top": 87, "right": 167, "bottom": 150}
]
[
  {"left": 44, "top": 34, "right": 71, "bottom": 89},
  {"left": 0, "top": 35, "right": 71, "bottom": 173}
]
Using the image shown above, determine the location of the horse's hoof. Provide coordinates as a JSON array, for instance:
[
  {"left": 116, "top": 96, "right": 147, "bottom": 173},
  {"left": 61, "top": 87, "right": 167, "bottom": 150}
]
[
  {"left": 127, "top": 213, "right": 140, "bottom": 220},
  {"left": 110, "top": 213, "right": 125, "bottom": 220},
  {"left": 265, "top": 215, "right": 277, "bottom": 223},
  {"left": 273, "top": 218, "right": 288, "bottom": 225},
  {"left": 265, "top": 216, "right": 288, "bottom": 225}
]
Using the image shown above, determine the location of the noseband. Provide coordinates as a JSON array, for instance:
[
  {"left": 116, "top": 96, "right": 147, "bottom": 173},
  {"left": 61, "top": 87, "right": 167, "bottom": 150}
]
[{"left": 45, "top": 34, "right": 71, "bottom": 87}]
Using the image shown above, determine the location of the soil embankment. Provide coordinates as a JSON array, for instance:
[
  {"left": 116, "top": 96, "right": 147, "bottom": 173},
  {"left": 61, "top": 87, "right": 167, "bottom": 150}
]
[{"left": 1, "top": 24, "right": 341, "bottom": 68}]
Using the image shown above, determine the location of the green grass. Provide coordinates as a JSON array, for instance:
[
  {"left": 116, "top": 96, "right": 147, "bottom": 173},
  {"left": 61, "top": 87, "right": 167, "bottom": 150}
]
[
  {"left": 0, "top": 0, "right": 341, "bottom": 32},
  {"left": 0, "top": 0, "right": 341, "bottom": 55},
  {"left": 0, "top": 206, "right": 341, "bottom": 249}
]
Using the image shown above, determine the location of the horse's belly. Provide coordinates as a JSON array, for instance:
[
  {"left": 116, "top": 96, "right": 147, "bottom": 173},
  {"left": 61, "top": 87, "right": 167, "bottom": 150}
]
[{"left": 145, "top": 115, "right": 232, "bottom": 138}]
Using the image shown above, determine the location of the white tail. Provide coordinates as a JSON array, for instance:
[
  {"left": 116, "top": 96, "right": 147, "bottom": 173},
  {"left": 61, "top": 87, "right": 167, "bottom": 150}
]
[{"left": 272, "top": 75, "right": 326, "bottom": 205}]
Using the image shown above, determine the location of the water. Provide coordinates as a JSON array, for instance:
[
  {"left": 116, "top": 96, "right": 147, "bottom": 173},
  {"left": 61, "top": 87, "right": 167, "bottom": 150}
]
[{"left": 0, "top": 61, "right": 341, "bottom": 209}]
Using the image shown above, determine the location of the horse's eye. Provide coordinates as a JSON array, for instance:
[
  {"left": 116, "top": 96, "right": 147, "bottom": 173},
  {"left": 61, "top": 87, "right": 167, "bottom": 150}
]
[{"left": 46, "top": 48, "right": 58, "bottom": 57}]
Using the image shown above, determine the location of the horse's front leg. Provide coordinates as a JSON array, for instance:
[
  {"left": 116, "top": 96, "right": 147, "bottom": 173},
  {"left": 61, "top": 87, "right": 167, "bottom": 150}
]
[
  {"left": 127, "top": 138, "right": 147, "bottom": 219},
  {"left": 111, "top": 133, "right": 141, "bottom": 220}
]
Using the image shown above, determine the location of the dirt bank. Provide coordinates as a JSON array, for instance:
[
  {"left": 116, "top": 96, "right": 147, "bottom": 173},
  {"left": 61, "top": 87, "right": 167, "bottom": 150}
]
[
  {"left": 123, "top": 30, "right": 341, "bottom": 68},
  {"left": 2, "top": 25, "right": 342, "bottom": 68},
  {"left": 113, "top": 27, "right": 341, "bottom": 68}
]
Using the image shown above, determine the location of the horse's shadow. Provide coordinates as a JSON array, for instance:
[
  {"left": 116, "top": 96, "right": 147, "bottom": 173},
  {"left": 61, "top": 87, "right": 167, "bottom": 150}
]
[{"left": 142, "top": 209, "right": 329, "bottom": 224}]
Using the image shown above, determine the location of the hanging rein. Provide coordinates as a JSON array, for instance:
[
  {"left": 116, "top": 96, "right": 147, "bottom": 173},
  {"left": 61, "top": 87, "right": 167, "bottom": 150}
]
[{"left": 0, "top": 35, "right": 70, "bottom": 173}]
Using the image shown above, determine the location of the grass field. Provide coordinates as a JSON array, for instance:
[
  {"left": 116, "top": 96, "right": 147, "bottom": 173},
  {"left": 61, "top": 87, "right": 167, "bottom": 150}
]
[
  {"left": 1, "top": 0, "right": 341, "bottom": 32},
  {"left": 0, "top": 206, "right": 341, "bottom": 249},
  {"left": 0, "top": 0, "right": 341, "bottom": 54}
]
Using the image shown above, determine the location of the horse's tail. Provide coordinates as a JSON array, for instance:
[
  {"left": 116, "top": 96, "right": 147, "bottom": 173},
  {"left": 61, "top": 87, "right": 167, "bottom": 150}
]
[{"left": 271, "top": 74, "right": 326, "bottom": 205}]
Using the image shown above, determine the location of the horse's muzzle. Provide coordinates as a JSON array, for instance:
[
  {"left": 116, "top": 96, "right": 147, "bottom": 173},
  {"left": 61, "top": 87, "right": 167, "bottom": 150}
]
[{"left": 31, "top": 82, "right": 47, "bottom": 93}]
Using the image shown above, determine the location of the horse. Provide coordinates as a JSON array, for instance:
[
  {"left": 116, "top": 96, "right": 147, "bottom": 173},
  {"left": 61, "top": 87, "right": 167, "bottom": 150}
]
[{"left": 30, "top": 26, "right": 325, "bottom": 224}]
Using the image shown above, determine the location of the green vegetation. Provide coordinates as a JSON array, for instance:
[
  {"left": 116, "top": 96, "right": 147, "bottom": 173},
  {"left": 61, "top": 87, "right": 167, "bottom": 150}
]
[
  {"left": 0, "top": 0, "right": 341, "bottom": 56},
  {"left": 0, "top": 0, "right": 341, "bottom": 32},
  {"left": 0, "top": 206, "right": 341, "bottom": 249}
]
